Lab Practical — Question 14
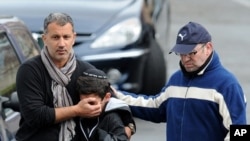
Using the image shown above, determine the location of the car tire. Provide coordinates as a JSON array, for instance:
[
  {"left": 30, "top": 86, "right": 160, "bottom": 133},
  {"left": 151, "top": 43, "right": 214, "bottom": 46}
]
[{"left": 141, "top": 37, "right": 167, "bottom": 95}]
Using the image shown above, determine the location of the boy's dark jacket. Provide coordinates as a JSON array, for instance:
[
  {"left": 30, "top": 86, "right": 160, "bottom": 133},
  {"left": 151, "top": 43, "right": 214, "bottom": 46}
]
[{"left": 74, "top": 98, "right": 136, "bottom": 141}]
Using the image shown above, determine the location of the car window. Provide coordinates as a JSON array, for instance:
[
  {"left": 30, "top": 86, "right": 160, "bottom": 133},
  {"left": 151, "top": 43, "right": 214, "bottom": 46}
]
[
  {"left": 11, "top": 28, "right": 39, "bottom": 59},
  {"left": 0, "top": 32, "right": 20, "bottom": 96}
]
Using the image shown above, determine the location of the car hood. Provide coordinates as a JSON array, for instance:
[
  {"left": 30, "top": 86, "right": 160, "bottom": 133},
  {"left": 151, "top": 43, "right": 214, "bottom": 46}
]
[{"left": 0, "top": 0, "right": 134, "bottom": 34}]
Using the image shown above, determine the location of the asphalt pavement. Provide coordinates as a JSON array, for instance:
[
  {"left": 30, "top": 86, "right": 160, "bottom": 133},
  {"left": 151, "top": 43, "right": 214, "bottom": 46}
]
[{"left": 131, "top": 0, "right": 250, "bottom": 140}]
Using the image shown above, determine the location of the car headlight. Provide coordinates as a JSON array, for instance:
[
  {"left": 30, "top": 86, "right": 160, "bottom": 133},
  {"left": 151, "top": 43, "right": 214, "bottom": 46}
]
[{"left": 91, "top": 18, "right": 142, "bottom": 48}]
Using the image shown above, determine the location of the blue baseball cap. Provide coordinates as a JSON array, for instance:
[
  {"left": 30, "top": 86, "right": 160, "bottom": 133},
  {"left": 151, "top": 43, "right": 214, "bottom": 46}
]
[{"left": 169, "top": 22, "right": 211, "bottom": 54}]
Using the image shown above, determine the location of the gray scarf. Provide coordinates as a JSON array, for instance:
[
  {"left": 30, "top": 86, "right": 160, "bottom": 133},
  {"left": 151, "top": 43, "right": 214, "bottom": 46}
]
[{"left": 41, "top": 47, "right": 76, "bottom": 141}]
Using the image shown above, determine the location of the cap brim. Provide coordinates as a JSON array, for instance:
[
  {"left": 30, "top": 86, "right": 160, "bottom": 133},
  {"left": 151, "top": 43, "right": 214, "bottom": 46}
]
[{"left": 169, "top": 44, "right": 196, "bottom": 54}]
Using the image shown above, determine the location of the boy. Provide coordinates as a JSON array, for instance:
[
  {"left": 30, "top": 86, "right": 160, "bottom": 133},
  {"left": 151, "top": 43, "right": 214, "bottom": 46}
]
[{"left": 76, "top": 68, "right": 136, "bottom": 141}]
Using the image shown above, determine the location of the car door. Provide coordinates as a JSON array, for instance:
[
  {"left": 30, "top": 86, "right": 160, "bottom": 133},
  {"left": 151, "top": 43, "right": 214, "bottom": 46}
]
[{"left": 0, "top": 18, "right": 41, "bottom": 141}]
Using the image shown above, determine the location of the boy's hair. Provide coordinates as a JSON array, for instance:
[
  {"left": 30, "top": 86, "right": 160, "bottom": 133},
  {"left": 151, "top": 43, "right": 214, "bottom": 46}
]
[{"left": 76, "top": 69, "right": 110, "bottom": 99}]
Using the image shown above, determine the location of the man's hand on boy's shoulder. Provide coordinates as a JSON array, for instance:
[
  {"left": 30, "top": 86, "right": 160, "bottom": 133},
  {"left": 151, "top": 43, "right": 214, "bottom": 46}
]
[
  {"left": 125, "top": 126, "right": 132, "bottom": 139},
  {"left": 125, "top": 123, "right": 136, "bottom": 139}
]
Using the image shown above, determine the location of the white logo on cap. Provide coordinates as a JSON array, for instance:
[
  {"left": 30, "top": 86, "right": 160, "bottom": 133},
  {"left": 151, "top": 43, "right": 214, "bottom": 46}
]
[{"left": 178, "top": 33, "right": 186, "bottom": 41}]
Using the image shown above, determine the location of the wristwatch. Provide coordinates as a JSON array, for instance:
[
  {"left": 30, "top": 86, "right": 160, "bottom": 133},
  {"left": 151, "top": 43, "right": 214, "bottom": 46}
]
[{"left": 128, "top": 123, "right": 136, "bottom": 135}]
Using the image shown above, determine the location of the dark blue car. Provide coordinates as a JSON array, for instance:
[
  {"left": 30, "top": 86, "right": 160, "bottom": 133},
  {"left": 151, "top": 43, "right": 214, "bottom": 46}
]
[{"left": 0, "top": 0, "right": 171, "bottom": 95}]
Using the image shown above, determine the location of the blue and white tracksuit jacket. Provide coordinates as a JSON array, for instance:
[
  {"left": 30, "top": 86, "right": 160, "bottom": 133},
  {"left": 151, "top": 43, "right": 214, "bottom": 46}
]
[{"left": 116, "top": 51, "right": 247, "bottom": 141}]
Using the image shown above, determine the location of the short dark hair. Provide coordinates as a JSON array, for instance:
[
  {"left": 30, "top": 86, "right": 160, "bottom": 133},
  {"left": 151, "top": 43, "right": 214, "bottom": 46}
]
[
  {"left": 76, "top": 69, "right": 110, "bottom": 99},
  {"left": 43, "top": 12, "right": 74, "bottom": 34}
]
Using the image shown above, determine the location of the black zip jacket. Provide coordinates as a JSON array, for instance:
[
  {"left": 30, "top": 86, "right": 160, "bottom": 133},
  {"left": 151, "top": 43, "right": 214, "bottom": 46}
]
[{"left": 75, "top": 98, "right": 136, "bottom": 141}]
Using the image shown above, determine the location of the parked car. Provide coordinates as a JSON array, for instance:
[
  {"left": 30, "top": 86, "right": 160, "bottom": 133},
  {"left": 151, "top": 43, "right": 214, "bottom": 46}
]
[
  {"left": 0, "top": 0, "right": 171, "bottom": 95},
  {"left": 0, "top": 15, "right": 41, "bottom": 141}
]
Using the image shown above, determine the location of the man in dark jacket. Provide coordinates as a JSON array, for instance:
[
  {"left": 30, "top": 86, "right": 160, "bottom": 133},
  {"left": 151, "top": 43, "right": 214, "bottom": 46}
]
[
  {"left": 16, "top": 12, "right": 103, "bottom": 141},
  {"left": 75, "top": 68, "right": 136, "bottom": 141}
]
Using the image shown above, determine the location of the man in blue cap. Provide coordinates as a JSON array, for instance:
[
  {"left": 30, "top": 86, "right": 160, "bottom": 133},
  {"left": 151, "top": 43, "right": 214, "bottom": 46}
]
[{"left": 113, "top": 22, "right": 247, "bottom": 141}]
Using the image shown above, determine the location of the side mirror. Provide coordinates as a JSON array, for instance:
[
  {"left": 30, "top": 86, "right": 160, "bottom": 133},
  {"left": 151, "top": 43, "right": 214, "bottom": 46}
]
[{"left": 2, "top": 92, "right": 20, "bottom": 112}]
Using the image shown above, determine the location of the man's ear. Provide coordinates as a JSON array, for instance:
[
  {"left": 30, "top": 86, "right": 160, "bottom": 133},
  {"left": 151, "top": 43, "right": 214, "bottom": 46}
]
[{"left": 41, "top": 34, "right": 47, "bottom": 45}]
